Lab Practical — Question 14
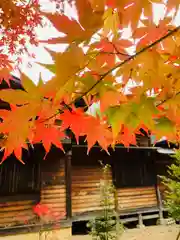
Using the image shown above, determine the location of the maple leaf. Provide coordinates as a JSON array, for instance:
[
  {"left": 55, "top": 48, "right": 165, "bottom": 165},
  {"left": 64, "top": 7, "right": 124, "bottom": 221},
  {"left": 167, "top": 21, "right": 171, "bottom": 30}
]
[
  {"left": 59, "top": 108, "right": 88, "bottom": 143},
  {"left": 40, "top": 44, "right": 85, "bottom": 83},
  {"left": 1, "top": 134, "right": 28, "bottom": 164},
  {"left": 59, "top": 107, "right": 112, "bottom": 152},
  {"left": 103, "top": 8, "right": 120, "bottom": 36},
  {"left": 75, "top": 0, "right": 104, "bottom": 32},
  {"left": 0, "top": 105, "right": 34, "bottom": 163},
  {"left": 41, "top": 11, "right": 98, "bottom": 44},
  {"left": 153, "top": 117, "right": 177, "bottom": 141},
  {"left": 166, "top": 107, "right": 180, "bottom": 126},
  {"left": 0, "top": 67, "right": 13, "bottom": 86},
  {"left": 84, "top": 116, "right": 113, "bottom": 153},
  {"left": 88, "top": 0, "right": 105, "bottom": 11},
  {"left": 0, "top": 89, "right": 30, "bottom": 105},
  {"left": 106, "top": 105, "right": 130, "bottom": 138},
  {"left": 165, "top": 0, "right": 180, "bottom": 15},
  {"left": 116, "top": 0, "right": 153, "bottom": 32},
  {"left": 33, "top": 122, "right": 65, "bottom": 154},
  {"left": 0, "top": 0, "right": 180, "bottom": 163},
  {"left": 94, "top": 38, "right": 131, "bottom": 67},
  {"left": 37, "top": 99, "right": 59, "bottom": 124},
  {"left": 106, "top": 0, "right": 117, "bottom": 8},
  {"left": 41, "top": 13, "right": 84, "bottom": 44},
  {"left": 112, "top": 38, "right": 132, "bottom": 54},
  {"left": 100, "top": 90, "right": 127, "bottom": 112},
  {"left": 115, "top": 125, "right": 137, "bottom": 147},
  {"left": 94, "top": 39, "right": 116, "bottom": 67},
  {"left": 133, "top": 17, "right": 174, "bottom": 50}
]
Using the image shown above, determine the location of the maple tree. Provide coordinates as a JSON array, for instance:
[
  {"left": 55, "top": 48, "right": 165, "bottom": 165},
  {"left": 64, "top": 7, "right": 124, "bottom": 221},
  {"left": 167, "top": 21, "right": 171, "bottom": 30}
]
[{"left": 0, "top": 0, "right": 180, "bottom": 163}]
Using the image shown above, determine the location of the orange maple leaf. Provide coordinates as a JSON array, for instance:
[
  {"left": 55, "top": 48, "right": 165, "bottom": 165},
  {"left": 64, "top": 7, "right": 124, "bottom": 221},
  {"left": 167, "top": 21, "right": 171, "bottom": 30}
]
[
  {"left": 115, "top": 125, "right": 137, "bottom": 147},
  {"left": 85, "top": 116, "right": 113, "bottom": 153},
  {"left": 33, "top": 122, "right": 65, "bottom": 154},
  {"left": 59, "top": 108, "right": 88, "bottom": 143}
]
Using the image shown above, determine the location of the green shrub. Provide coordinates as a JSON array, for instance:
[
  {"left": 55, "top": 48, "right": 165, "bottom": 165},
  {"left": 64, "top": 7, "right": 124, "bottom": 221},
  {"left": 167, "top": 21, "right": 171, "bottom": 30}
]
[
  {"left": 87, "top": 163, "right": 124, "bottom": 240},
  {"left": 161, "top": 150, "right": 180, "bottom": 221}
]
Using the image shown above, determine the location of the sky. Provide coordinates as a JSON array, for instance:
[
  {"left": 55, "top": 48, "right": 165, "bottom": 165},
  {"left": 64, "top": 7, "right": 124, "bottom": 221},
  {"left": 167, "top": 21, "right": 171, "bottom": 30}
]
[{"left": 12, "top": 1, "right": 180, "bottom": 85}]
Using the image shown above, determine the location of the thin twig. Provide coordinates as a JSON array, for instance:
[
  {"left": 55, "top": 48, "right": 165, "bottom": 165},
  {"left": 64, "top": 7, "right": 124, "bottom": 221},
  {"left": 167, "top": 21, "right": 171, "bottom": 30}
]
[
  {"left": 111, "top": 41, "right": 130, "bottom": 57},
  {"left": 100, "top": 51, "right": 129, "bottom": 56},
  {"left": 156, "top": 91, "right": 180, "bottom": 107}
]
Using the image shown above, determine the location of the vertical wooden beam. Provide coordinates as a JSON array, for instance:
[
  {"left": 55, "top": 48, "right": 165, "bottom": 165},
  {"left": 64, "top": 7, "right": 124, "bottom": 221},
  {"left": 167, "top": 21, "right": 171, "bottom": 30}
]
[
  {"left": 153, "top": 149, "right": 165, "bottom": 224},
  {"left": 152, "top": 150, "right": 164, "bottom": 224},
  {"left": 155, "top": 181, "right": 165, "bottom": 225},
  {"left": 65, "top": 150, "right": 72, "bottom": 219},
  {"left": 137, "top": 213, "right": 145, "bottom": 228}
]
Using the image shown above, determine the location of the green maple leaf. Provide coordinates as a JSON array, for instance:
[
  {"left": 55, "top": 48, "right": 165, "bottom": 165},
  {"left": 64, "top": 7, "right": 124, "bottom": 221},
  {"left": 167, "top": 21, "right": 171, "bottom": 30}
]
[{"left": 155, "top": 117, "right": 176, "bottom": 134}]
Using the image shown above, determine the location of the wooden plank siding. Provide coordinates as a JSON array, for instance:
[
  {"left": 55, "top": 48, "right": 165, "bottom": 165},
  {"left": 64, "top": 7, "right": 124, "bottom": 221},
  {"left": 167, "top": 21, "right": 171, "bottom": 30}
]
[
  {"left": 40, "top": 154, "right": 66, "bottom": 219},
  {"left": 71, "top": 166, "right": 158, "bottom": 216},
  {"left": 71, "top": 145, "right": 161, "bottom": 217},
  {"left": 117, "top": 186, "right": 157, "bottom": 211},
  {"left": 0, "top": 195, "right": 38, "bottom": 227},
  {"left": 0, "top": 145, "right": 71, "bottom": 232},
  {"left": 72, "top": 166, "right": 113, "bottom": 215},
  {"left": 0, "top": 153, "right": 41, "bottom": 228}
]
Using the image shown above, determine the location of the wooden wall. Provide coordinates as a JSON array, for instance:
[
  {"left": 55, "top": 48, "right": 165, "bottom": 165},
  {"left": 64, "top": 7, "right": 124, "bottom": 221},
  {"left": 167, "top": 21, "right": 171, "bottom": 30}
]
[
  {"left": 0, "top": 152, "right": 40, "bottom": 228},
  {"left": 0, "top": 195, "right": 38, "bottom": 228},
  {"left": 0, "top": 143, "right": 170, "bottom": 227},
  {"left": 71, "top": 146, "right": 161, "bottom": 217},
  {"left": 71, "top": 165, "right": 158, "bottom": 215},
  {"left": 72, "top": 166, "right": 112, "bottom": 215},
  {"left": 40, "top": 149, "right": 66, "bottom": 219},
  {"left": 0, "top": 145, "right": 69, "bottom": 230},
  {"left": 117, "top": 186, "right": 157, "bottom": 211}
]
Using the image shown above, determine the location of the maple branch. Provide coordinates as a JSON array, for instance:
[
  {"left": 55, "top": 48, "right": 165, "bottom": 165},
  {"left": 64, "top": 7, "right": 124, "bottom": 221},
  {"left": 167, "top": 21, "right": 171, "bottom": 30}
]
[
  {"left": 111, "top": 42, "right": 130, "bottom": 57},
  {"left": 77, "top": 25, "right": 180, "bottom": 100},
  {"left": 100, "top": 51, "right": 129, "bottom": 56},
  {"left": 156, "top": 91, "right": 180, "bottom": 107},
  {"left": 41, "top": 25, "right": 180, "bottom": 123}
]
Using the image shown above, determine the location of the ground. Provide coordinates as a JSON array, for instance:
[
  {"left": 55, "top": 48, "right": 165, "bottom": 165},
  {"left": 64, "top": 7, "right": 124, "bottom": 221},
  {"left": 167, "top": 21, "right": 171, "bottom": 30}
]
[
  {"left": 0, "top": 225, "right": 179, "bottom": 239},
  {"left": 72, "top": 225, "right": 180, "bottom": 240}
]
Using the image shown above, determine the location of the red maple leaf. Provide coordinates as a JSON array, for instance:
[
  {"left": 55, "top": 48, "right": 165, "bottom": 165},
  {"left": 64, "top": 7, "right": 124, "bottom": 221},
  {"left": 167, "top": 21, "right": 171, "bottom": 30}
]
[
  {"left": 59, "top": 108, "right": 88, "bottom": 143},
  {"left": 33, "top": 122, "right": 65, "bottom": 153},
  {"left": 115, "top": 125, "right": 137, "bottom": 147},
  {"left": 85, "top": 116, "right": 113, "bottom": 153}
]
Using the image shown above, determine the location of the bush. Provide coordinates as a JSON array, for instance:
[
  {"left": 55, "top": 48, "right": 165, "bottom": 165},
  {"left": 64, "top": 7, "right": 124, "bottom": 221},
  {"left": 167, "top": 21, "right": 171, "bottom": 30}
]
[{"left": 161, "top": 150, "right": 180, "bottom": 221}]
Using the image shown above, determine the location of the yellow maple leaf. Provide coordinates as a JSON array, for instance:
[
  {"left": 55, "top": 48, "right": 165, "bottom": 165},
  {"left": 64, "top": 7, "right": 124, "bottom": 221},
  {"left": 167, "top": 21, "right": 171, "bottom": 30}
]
[{"left": 103, "top": 8, "right": 120, "bottom": 36}]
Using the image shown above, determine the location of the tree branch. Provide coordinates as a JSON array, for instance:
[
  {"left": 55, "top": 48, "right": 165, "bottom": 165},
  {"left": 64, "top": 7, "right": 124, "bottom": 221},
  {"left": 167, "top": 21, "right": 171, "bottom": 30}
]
[
  {"left": 78, "top": 25, "right": 180, "bottom": 101},
  {"left": 41, "top": 25, "right": 180, "bottom": 123},
  {"left": 100, "top": 51, "right": 129, "bottom": 56},
  {"left": 156, "top": 91, "right": 180, "bottom": 107}
]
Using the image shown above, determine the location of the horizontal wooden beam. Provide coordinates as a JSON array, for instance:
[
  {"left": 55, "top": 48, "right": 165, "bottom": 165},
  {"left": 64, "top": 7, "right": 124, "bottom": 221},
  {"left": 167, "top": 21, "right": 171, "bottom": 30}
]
[
  {"left": 72, "top": 145, "right": 159, "bottom": 150},
  {"left": 0, "top": 219, "right": 72, "bottom": 236}
]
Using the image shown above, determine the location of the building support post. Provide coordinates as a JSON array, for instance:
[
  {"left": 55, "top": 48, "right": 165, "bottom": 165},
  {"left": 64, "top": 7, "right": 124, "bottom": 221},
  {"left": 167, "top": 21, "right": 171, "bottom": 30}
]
[
  {"left": 156, "top": 184, "right": 165, "bottom": 225},
  {"left": 65, "top": 150, "right": 72, "bottom": 220},
  {"left": 137, "top": 213, "right": 145, "bottom": 228}
]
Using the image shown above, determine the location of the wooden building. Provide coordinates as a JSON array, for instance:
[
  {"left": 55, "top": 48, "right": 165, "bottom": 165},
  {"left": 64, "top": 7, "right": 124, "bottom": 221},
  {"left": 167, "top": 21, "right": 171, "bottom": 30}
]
[
  {"left": 0, "top": 77, "right": 176, "bottom": 237},
  {"left": 70, "top": 141, "right": 171, "bottom": 225},
  {"left": 0, "top": 136, "right": 174, "bottom": 236}
]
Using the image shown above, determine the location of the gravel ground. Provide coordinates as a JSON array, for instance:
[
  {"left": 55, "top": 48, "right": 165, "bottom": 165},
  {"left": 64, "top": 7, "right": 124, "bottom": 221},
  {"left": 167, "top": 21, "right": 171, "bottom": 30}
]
[{"left": 72, "top": 225, "right": 180, "bottom": 240}]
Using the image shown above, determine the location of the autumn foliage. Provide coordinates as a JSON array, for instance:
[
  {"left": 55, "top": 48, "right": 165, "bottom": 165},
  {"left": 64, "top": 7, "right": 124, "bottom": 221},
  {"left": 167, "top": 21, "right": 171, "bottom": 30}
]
[{"left": 0, "top": 0, "right": 180, "bottom": 162}]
